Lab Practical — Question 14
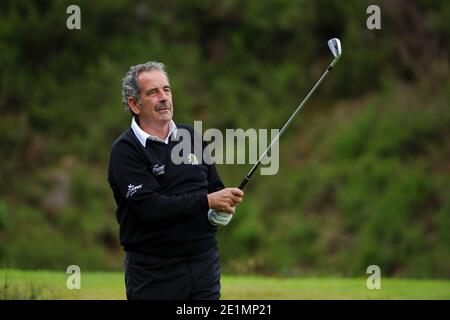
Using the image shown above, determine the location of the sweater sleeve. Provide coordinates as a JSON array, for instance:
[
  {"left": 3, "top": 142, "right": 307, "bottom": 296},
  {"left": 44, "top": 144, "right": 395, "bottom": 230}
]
[
  {"left": 207, "top": 162, "right": 225, "bottom": 193},
  {"left": 200, "top": 136, "right": 225, "bottom": 193},
  {"left": 204, "top": 143, "right": 225, "bottom": 193},
  {"left": 108, "top": 141, "right": 209, "bottom": 223}
]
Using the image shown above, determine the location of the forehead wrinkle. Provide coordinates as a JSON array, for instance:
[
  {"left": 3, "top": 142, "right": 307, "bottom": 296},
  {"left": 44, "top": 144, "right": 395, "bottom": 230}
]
[{"left": 139, "top": 72, "right": 170, "bottom": 93}]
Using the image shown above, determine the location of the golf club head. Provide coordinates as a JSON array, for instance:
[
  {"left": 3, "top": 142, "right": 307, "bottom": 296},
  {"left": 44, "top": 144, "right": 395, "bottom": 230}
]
[{"left": 328, "top": 38, "right": 342, "bottom": 58}]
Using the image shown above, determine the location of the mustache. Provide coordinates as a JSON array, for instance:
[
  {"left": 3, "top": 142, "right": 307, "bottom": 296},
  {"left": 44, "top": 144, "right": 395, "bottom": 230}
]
[{"left": 155, "top": 102, "right": 172, "bottom": 111}]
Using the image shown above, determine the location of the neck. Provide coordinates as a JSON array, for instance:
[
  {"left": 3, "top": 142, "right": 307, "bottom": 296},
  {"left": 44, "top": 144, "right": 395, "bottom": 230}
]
[{"left": 138, "top": 118, "right": 170, "bottom": 140}]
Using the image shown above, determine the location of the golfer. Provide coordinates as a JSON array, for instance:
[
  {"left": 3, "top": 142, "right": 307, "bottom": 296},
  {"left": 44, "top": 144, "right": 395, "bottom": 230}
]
[{"left": 107, "top": 61, "right": 243, "bottom": 300}]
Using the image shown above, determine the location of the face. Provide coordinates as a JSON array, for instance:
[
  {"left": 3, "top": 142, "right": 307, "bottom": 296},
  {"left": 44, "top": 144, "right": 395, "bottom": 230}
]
[{"left": 129, "top": 70, "right": 173, "bottom": 125}]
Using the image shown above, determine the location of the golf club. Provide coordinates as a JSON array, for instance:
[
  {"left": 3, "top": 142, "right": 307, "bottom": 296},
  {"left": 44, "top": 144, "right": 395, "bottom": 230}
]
[{"left": 209, "top": 38, "right": 342, "bottom": 225}]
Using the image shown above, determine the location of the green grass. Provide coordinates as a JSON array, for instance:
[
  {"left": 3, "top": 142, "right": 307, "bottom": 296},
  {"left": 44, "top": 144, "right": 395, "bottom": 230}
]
[{"left": 1, "top": 269, "right": 449, "bottom": 300}]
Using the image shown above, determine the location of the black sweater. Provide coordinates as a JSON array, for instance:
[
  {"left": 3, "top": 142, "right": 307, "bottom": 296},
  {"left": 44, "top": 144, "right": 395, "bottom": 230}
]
[{"left": 107, "top": 124, "right": 224, "bottom": 257}]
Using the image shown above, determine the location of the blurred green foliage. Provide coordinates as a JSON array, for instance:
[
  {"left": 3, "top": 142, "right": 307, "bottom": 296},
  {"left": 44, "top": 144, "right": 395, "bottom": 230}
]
[{"left": 0, "top": 0, "right": 448, "bottom": 277}]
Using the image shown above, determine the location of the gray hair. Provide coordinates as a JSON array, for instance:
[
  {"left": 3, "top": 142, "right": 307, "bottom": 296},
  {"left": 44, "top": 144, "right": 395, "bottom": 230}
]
[{"left": 121, "top": 61, "right": 170, "bottom": 115}]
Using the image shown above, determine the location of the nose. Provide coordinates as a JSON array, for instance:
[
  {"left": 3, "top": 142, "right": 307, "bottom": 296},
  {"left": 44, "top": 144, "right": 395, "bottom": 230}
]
[{"left": 159, "top": 90, "right": 168, "bottom": 102}]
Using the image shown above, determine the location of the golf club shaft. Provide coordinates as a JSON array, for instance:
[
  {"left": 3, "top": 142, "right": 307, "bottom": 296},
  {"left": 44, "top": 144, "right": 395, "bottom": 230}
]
[{"left": 238, "top": 60, "right": 338, "bottom": 190}]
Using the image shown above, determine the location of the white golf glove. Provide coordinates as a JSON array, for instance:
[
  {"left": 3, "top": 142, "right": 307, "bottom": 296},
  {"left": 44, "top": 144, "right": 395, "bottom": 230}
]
[{"left": 208, "top": 209, "right": 233, "bottom": 226}]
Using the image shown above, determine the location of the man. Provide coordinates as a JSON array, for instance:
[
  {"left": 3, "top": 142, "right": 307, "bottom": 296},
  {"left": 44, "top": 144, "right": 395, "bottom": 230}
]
[{"left": 108, "top": 61, "right": 244, "bottom": 300}]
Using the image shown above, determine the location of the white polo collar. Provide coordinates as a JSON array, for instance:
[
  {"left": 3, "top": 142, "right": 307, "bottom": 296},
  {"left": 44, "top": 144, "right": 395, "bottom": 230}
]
[{"left": 131, "top": 117, "right": 177, "bottom": 146}]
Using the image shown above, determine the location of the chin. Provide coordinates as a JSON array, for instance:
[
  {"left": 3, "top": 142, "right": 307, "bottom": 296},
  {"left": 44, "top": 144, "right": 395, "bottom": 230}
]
[{"left": 159, "top": 114, "right": 172, "bottom": 122}]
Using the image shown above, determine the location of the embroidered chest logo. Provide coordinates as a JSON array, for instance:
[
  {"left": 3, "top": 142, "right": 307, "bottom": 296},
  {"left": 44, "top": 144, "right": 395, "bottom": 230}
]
[
  {"left": 152, "top": 164, "right": 166, "bottom": 176},
  {"left": 187, "top": 153, "right": 199, "bottom": 165},
  {"left": 126, "top": 184, "right": 142, "bottom": 198}
]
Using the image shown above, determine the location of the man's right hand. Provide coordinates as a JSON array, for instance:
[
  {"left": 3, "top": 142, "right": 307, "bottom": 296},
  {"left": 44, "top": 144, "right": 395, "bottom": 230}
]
[{"left": 207, "top": 188, "right": 244, "bottom": 214}]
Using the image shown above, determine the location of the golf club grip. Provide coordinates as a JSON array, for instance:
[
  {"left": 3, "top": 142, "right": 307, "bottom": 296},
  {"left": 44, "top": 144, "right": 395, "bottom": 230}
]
[{"left": 238, "top": 176, "right": 250, "bottom": 190}]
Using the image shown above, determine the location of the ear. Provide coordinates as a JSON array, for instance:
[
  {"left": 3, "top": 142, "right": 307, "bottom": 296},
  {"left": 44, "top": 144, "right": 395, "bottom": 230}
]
[{"left": 128, "top": 97, "right": 141, "bottom": 115}]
